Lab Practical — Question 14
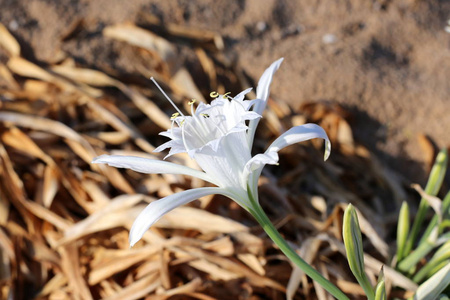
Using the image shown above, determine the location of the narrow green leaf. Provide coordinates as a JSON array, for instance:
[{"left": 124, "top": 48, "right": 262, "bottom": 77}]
[
  {"left": 427, "top": 259, "right": 449, "bottom": 279},
  {"left": 420, "top": 190, "right": 450, "bottom": 245},
  {"left": 424, "top": 149, "right": 448, "bottom": 195},
  {"left": 440, "top": 220, "right": 450, "bottom": 232},
  {"left": 398, "top": 228, "right": 438, "bottom": 272},
  {"left": 396, "top": 201, "right": 410, "bottom": 262},
  {"left": 443, "top": 191, "right": 450, "bottom": 221},
  {"left": 413, "top": 240, "right": 450, "bottom": 282},
  {"left": 343, "top": 204, "right": 374, "bottom": 300},
  {"left": 403, "top": 148, "right": 448, "bottom": 257}
]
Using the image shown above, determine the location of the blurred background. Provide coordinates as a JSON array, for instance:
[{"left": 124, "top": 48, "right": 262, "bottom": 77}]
[
  {"left": 0, "top": 0, "right": 449, "bottom": 299},
  {"left": 1, "top": 0, "right": 450, "bottom": 183}
]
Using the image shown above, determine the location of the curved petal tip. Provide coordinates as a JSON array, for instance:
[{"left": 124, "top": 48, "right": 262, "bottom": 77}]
[
  {"left": 128, "top": 187, "right": 222, "bottom": 247},
  {"left": 91, "top": 154, "right": 109, "bottom": 164},
  {"left": 324, "top": 139, "right": 331, "bottom": 161}
]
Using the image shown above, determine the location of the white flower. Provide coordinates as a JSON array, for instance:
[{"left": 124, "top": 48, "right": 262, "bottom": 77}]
[{"left": 92, "top": 58, "right": 331, "bottom": 247}]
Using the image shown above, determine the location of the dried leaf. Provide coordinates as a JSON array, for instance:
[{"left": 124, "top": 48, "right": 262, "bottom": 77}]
[
  {"left": 156, "top": 206, "right": 248, "bottom": 233},
  {"left": 59, "top": 244, "right": 93, "bottom": 300},
  {"left": 7, "top": 57, "right": 102, "bottom": 97},
  {"left": 0, "top": 23, "right": 20, "bottom": 56},
  {"left": 89, "top": 246, "right": 161, "bottom": 285},
  {"left": 170, "top": 67, "right": 206, "bottom": 102},
  {"left": 102, "top": 273, "right": 160, "bottom": 300},
  {"left": 0, "top": 63, "right": 19, "bottom": 89},
  {"left": 417, "top": 134, "right": 436, "bottom": 170},
  {"left": 103, "top": 24, "right": 176, "bottom": 74},
  {"left": 58, "top": 195, "right": 147, "bottom": 246},
  {"left": 42, "top": 166, "right": 59, "bottom": 208},
  {"left": 139, "top": 14, "right": 224, "bottom": 51}
]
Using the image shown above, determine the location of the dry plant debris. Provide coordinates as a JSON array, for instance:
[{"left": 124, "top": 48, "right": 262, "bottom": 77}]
[{"left": 0, "top": 21, "right": 418, "bottom": 299}]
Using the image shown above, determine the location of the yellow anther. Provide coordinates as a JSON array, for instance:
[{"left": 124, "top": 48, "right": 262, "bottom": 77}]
[
  {"left": 210, "top": 91, "right": 219, "bottom": 98},
  {"left": 188, "top": 99, "right": 196, "bottom": 105},
  {"left": 170, "top": 112, "right": 180, "bottom": 120},
  {"left": 224, "top": 92, "right": 231, "bottom": 97},
  {"left": 180, "top": 119, "right": 186, "bottom": 126},
  {"left": 200, "top": 113, "right": 210, "bottom": 118}
]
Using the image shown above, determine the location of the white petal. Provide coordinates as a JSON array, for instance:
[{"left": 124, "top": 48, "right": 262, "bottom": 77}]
[
  {"left": 242, "top": 111, "right": 261, "bottom": 121},
  {"left": 234, "top": 87, "right": 253, "bottom": 102},
  {"left": 242, "top": 99, "right": 262, "bottom": 111},
  {"left": 129, "top": 187, "right": 225, "bottom": 246},
  {"left": 243, "top": 152, "right": 279, "bottom": 183},
  {"left": 92, "top": 155, "right": 217, "bottom": 184},
  {"left": 246, "top": 152, "right": 279, "bottom": 171},
  {"left": 247, "top": 58, "right": 284, "bottom": 148},
  {"left": 194, "top": 131, "right": 251, "bottom": 190},
  {"left": 255, "top": 58, "right": 284, "bottom": 116},
  {"left": 267, "top": 123, "right": 331, "bottom": 161},
  {"left": 246, "top": 124, "right": 330, "bottom": 198}
]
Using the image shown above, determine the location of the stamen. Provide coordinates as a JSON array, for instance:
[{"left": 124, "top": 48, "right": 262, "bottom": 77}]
[
  {"left": 210, "top": 91, "right": 219, "bottom": 98},
  {"left": 150, "top": 77, "right": 184, "bottom": 116},
  {"left": 181, "top": 122, "right": 191, "bottom": 153},
  {"left": 170, "top": 112, "right": 180, "bottom": 120},
  {"left": 200, "top": 113, "right": 210, "bottom": 118},
  {"left": 224, "top": 92, "right": 231, "bottom": 99},
  {"left": 211, "top": 118, "right": 227, "bottom": 136},
  {"left": 188, "top": 99, "right": 196, "bottom": 115}
]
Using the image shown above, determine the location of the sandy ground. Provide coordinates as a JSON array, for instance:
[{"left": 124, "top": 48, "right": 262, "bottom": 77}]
[{"left": 1, "top": 0, "right": 450, "bottom": 184}]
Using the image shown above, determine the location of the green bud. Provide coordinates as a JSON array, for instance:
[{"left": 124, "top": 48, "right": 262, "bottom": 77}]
[
  {"left": 374, "top": 266, "right": 386, "bottom": 300},
  {"left": 425, "top": 148, "right": 448, "bottom": 196},
  {"left": 343, "top": 204, "right": 375, "bottom": 300}
]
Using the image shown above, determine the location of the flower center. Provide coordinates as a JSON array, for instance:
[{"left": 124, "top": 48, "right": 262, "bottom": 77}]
[
  {"left": 178, "top": 99, "right": 230, "bottom": 152},
  {"left": 151, "top": 77, "right": 235, "bottom": 153}
]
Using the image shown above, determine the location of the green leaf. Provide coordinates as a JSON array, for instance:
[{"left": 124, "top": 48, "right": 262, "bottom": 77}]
[
  {"left": 343, "top": 204, "right": 374, "bottom": 300},
  {"left": 413, "top": 240, "right": 450, "bottom": 283},
  {"left": 443, "top": 191, "right": 450, "bottom": 221},
  {"left": 396, "top": 201, "right": 410, "bottom": 262},
  {"left": 419, "top": 190, "right": 450, "bottom": 245},
  {"left": 403, "top": 148, "right": 448, "bottom": 257},
  {"left": 398, "top": 228, "right": 439, "bottom": 272}
]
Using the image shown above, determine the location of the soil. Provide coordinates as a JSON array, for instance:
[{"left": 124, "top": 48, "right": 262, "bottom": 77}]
[{"left": 1, "top": 0, "right": 450, "bottom": 185}]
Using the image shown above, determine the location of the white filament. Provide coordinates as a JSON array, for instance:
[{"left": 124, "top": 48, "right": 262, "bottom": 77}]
[{"left": 150, "top": 77, "right": 184, "bottom": 117}]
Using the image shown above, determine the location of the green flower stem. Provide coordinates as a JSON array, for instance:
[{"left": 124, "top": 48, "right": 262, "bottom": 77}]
[{"left": 248, "top": 203, "right": 349, "bottom": 300}]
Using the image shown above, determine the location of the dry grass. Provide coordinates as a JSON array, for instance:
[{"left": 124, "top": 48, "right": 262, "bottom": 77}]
[{"left": 0, "top": 22, "right": 419, "bottom": 299}]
